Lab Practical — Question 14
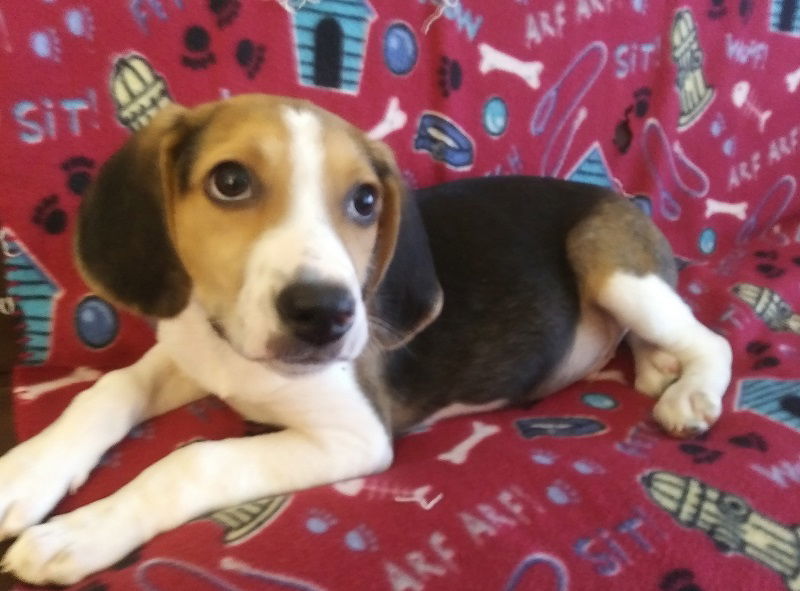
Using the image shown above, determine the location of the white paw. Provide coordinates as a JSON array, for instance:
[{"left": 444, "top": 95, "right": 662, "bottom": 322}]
[
  {"left": 2, "top": 501, "right": 143, "bottom": 585},
  {"left": 633, "top": 349, "right": 681, "bottom": 398},
  {"left": 0, "top": 438, "right": 90, "bottom": 540},
  {"left": 652, "top": 379, "right": 722, "bottom": 438}
]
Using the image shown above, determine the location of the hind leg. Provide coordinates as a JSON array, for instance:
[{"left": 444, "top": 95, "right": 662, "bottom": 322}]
[
  {"left": 627, "top": 333, "right": 681, "bottom": 397},
  {"left": 597, "top": 273, "right": 731, "bottom": 437},
  {"left": 567, "top": 195, "right": 731, "bottom": 437}
]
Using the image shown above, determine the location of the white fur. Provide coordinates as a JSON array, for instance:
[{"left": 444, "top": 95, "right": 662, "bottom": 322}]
[
  {"left": 0, "top": 306, "right": 390, "bottom": 584},
  {"left": 597, "top": 272, "right": 732, "bottom": 436},
  {"left": 537, "top": 306, "right": 625, "bottom": 396},
  {"left": 626, "top": 334, "right": 681, "bottom": 397},
  {"left": 226, "top": 107, "right": 368, "bottom": 364}
]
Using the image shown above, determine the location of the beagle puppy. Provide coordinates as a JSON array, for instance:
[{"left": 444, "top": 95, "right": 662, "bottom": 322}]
[{"left": 0, "top": 94, "right": 731, "bottom": 584}]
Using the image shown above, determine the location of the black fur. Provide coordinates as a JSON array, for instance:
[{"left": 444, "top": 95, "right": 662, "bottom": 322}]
[
  {"left": 174, "top": 124, "right": 206, "bottom": 194},
  {"left": 371, "top": 195, "right": 441, "bottom": 347},
  {"left": 382, "top": 176, "right": 611, "bottom": 422},
  {"left": 76, "top": 124, "right": 192, "bottom": 318}
]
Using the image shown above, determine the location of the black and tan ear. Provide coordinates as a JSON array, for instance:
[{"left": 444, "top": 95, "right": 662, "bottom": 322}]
[
  {"left": 75, "top": 103, "right": 197, "bottom": 318},
  {"left": 364, "top": 140, "right": 443, "bottom": 350}
]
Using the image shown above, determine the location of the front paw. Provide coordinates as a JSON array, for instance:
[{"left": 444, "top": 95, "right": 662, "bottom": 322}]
[
  {"left": 0, "top": 439, "right": 90, "bottom": 540},
  {"left": 2, "top": 501, "right": 145, "bottom": 585}
]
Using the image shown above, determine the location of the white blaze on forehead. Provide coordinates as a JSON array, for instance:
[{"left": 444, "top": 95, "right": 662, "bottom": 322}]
[
  {"left": 277, "top": 106, "right": 355, "bottom": 282},
  {"left": 283, "top": 106, "right": 325, "bottom": 218}
]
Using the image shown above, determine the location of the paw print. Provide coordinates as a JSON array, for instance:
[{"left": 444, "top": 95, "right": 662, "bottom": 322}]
[
  {"left": 660, "top": 568, "right": 705, "bottom": 591},
  {"left": 235, "top": 39, "right": 265, "bottom": 79},
  {"left": 531, "top": 449, "right": 558, "bottom": 465},
  {"left": 546, "top": 479, "right": 580, "bottom": 505},
  {"left": 754, "top": 250, "right": 785, "bottom": 279},
  {"left": 572, "top": 458, "right": 606, "bottom": 475},
  {"left": 728, "top": 431, "right": 768, "bottom": 451},
  {"left": 32, "top": 195, "right": 67, "bottom": 234},
  {"left": 305, "top": 509, "right": 337, "bottom": 534},
  {"left": 61, "top": 156, "right": 95, "bottom": 196},
  {"left": 209, "top": 0, "right": 241, "bottom": 28},
  {"left": 710, "top": 112, "right": 725, "bottom": 137},
  {"left": 709, "top": 112, "right": 737, "bottom": 156},
  {"left": 678, "top": 442, "right": 723, "bottom": 464},
  {"left": 708, "top": 0, "right": 727, "bottom": 19},
  {"left": 613, "top": 109, "right": 633, "bottom": 154},
  {"left": 63, "top": 5, "right": 95, "bottom": 40},
  {"left": 182, "top": 25, "right": 216, "bottom": 70},
  {"left": 437, "top": 56, "right": 462, "bottom": 97},
  {"left": 633, "top": 87, "right": 652, "bottom": 118},
  {"left": 29, "top": 28, "right": 62, "bottom": 62},
  {"left": 674, "top": 429, "right": 718, "bottom": 460},
  {"left": 344, "top": 525, "right": 379, "bottom": 552},
  {"left": 739, "top": 0, "right": 754, "bottom": 22},
  {"left": 746, "top": 340, "right": 780, "bottom": 371},
  {"left": 614, "top": 88, "right": 652, "bottom": 154},
  {"left": 756, "top": 264, "right": 785, "bottom": 279}
]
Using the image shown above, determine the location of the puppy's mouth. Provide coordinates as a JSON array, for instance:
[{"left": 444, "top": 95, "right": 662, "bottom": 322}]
[
  {"left": 208, "top": 318, "right": 347, "bottom": 374},
  {"left": 263, "top": 355, "right": 346, "bottom": 377},
  {"left": 264, "top": 335, "right": 349, "bottom": 373}
]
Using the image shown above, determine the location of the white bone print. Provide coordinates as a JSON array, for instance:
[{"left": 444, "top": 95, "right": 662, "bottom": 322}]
[
  {"left": 437, "top": 421, "right": 500, "bottom": 465},
  {"left": 478, "top": 43, "right": 543, "bottom": 90}
]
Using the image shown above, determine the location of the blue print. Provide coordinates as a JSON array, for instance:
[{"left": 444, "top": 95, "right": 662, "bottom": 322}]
[{"left": 515, "top": 417, "right": 607, "bottom": 439}]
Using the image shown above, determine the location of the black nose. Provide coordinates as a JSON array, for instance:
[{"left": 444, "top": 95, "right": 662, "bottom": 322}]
[{"left": 276, "top": 282, "right": 356, "bottom": 346}]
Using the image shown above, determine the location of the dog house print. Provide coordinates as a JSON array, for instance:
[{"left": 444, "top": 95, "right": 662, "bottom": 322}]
[
  {"left": 566, "top": 142, "right": 613, "bottom": 188},
  {"left": 736, "top": 378, "right": 800, "bottom": 434},
  {"left": 1, "top": 228, "right": 61, "bottom": 365},
  {"left": 291, "top": 0, "right": 375, "bottom": 93},
  {"left": 770, "top": 0, "right": 800, "bottom": 34}
]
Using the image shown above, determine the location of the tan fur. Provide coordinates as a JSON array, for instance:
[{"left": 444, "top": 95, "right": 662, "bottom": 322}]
[
  {"left": 566, "top": 195, "right": 677, "bottom": 303},
  {"left": 169, "top": 98, "right": 296, "bottom": 321},
  {"left": 318, "top": 118, "right": 383, "bottom": 288},
  {"left": 359, "top": 139, "right": 404, "bottom": 297}
]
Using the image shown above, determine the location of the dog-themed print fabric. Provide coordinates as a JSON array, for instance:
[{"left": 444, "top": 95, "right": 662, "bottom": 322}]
[{"left": 2, "top": 0, "right": 800, "bottom": 589}]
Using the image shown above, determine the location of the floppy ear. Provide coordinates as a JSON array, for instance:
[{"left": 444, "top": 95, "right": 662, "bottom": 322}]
[
  {"left": 364, "top": 140, "right": 443, "bottom": 350},
  {"left": 75, "top": 104, "right": 196, "bottom": 318}
]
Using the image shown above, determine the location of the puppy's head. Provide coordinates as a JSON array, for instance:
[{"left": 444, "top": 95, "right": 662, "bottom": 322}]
[{"left": 77, "top": 94, "right": 440, "bottom": 374}]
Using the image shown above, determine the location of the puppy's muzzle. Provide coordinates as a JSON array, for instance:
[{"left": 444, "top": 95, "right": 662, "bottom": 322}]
[{"left": 276, "top": 281, "right": 355, "bottom": 346}]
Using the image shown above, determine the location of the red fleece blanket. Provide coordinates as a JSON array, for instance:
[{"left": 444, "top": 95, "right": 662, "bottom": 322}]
[{"left": 3, "top": 1, "right": 800, "bottom": 589}]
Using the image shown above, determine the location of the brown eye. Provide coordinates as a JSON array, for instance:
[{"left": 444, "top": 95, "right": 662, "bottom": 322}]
[
  {"left": 346, "top": 184, "right": 379, "bottom": 225},
  {"left": 206, "top": 161, "right": 253, "bottom": 203}
]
